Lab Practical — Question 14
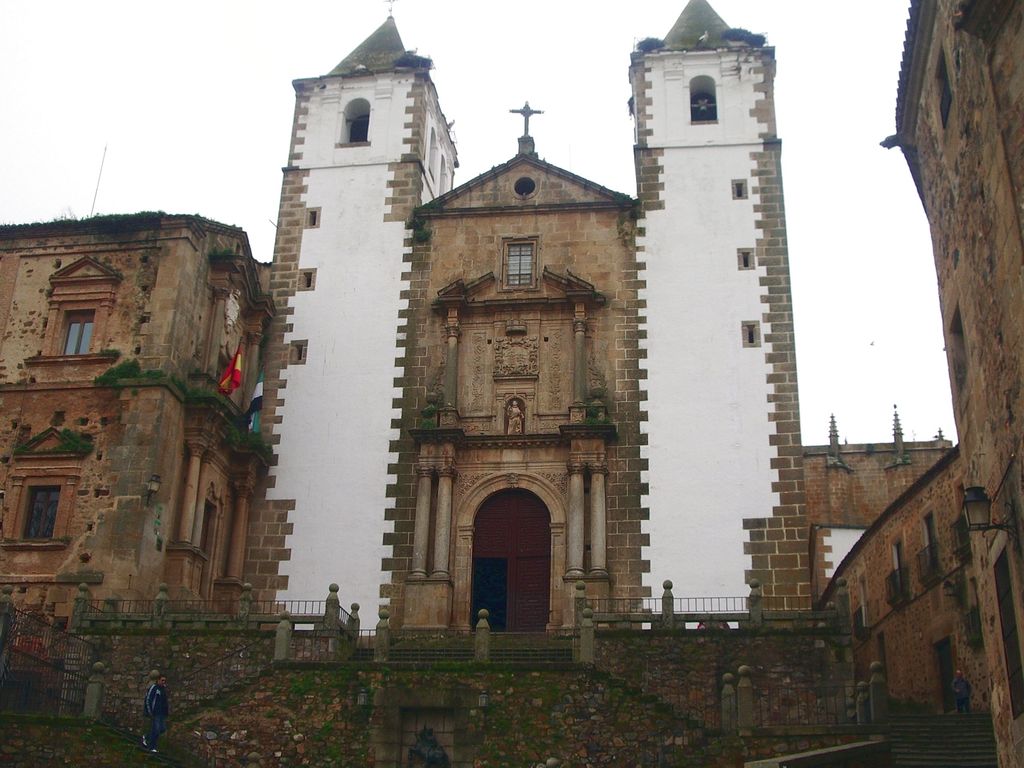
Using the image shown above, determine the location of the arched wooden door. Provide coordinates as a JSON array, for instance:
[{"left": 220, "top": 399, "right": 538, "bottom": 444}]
[{"left": 471, "top": 490, "right": 551, "bottom": 631}]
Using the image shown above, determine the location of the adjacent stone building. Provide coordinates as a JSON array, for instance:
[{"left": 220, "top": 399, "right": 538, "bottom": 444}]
[
  {"left": 879, "top": 0, "right": 1024, "bottom": 763},
  {"left": 0, "top": 214, "right": 273, "bottom": 618}
]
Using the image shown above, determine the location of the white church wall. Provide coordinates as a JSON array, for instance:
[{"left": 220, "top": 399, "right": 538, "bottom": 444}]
[
  {"left": 638, "top": 48, "right": 780, "bottom": 599},
  {"left": 268, "top": 75, "right": 418, "bottom": 611}
]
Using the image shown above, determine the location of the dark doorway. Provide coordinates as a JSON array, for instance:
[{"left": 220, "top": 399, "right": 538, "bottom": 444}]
[
  {"left": 471, "top": 490, "right": 551, "bottom": 631},
  {"left": 935, "top": 637, "right": 956, "bottom": 712}
]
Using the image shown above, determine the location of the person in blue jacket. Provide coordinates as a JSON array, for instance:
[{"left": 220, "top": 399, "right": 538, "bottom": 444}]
[{"left": 142, "top": 674, "right": 170, "bottom": 751}]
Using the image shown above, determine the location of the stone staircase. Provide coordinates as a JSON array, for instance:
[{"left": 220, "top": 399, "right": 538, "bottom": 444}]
[{"left": 890, "top": 713, "right": 997, "bottom": 767}]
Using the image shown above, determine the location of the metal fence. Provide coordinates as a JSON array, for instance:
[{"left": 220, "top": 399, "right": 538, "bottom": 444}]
[
  {"left": 755, "top": 683, "right": 855, "bottom": 727},
  {"left": 0, "top": 608, "right": 94, "bottom": 716}
]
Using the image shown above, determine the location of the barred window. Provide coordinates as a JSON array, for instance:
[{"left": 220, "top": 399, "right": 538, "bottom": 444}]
[
  {"left": 505, "top": 243, "right": 534, "bottom": 287},
  {"left": 25, "top": 486, "right": 60, "bottom": 539}
]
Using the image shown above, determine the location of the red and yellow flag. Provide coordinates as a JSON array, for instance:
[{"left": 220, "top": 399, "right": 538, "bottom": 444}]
[{"left": 218, "top": 344, "right": 243, "bottom": 394}]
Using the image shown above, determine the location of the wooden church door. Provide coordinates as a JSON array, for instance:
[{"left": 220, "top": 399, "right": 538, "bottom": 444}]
[{"left": 471, "top": 490, "right": 551, "bottom": 631}]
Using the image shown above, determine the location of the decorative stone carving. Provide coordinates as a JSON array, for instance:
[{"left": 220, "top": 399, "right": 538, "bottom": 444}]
[
  {"left": 545, "top": 326, "right": 565, "bottom": 411},
  {"left": 408, "top": 726, "right": 449, "bottom": 767},
  {"left": 540, "top": 471, "right": 569, "bottom": 495},
  {"left": 505, "top": 398, "right": 525, "bottom": 435},
  {"left": 469, "top": 331, "right": 487, "bottom": 413},
  {"left": 455, "top": 473, "right": 487, "bottom": 497},
  {"left": 506, "top": 473, "right": 519, "bottom": 488},
  {"left": 494, "top": 336, "right": 538, "bottom": 378}
]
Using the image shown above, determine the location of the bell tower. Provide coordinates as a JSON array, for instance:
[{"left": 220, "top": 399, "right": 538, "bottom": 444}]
[
  {"left": 631, "top": 0, "right": 808, "bottom": 604},
  {"left": 253, "top": 17, "right": 457, "bottom": 609}
]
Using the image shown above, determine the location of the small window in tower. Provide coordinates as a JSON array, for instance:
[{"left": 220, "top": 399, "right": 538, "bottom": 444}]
[
  {"left": 429, "top": 127, "right": 438, "bottom": 180},
  {"left": 937, "top": 52, "right": 953, "bottom": 129},
  {"left": 741, "top": 321, "right": 761, "bottom": 347},
  {"left": 732, "top": 179, "right": 748, "bottom": 200},
  {"left": 64, "top": 311, "right": 95, "bottom": 355},
  {"left": 504, "top": 242, "right": 535, "bottom": 288},
  {"left": 298, "top": 269, "right": 317, "bottom": 291},
  {"left": 305, "top": 207, "right": 321, "bottom": 229},
  {"left": 737, "top": 249, "right": 754, "bottom": 270},
  {"left": 290, "top": 340, "right": 308, "bottom": 365},
  {"left": 689, "top": 76, "right": 718, "bottom": 123},
  {"left": 949, "top": 307, "right": 968, "bottom": 392},
  {"left": 344, "top": 98, "right": 371, "bottom": 144}
]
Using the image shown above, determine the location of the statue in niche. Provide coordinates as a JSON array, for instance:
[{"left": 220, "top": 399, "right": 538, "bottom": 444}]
[
  {"left": 408, "top": 726, "right": 449, "bottom": 767},
  {"left": 506, "top": 398, "right": 525, "bottom": 435}
]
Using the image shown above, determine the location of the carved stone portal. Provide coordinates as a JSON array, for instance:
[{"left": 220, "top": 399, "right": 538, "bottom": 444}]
[{"left": 494, "top": 336, "right": 538, "bottom": 378}]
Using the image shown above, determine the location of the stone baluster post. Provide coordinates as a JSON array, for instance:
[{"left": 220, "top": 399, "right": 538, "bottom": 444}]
[
  {"left": 854, "top": 680, "right": 869, "bottom": 724},
  {"left": 579, "top": 607, "right": 595, "bottom": 664},
  {"left": 0, "top": 586, "right": 13, "bottom": 648},
  {"left": 153, "top": 583, "right": 169, "bottom": 627},
  {"left": 323, "top": 583, "right": 341, "bottom": 629},
  {"left": 662, "top": 580, "right": 675, "bottom": 629},
  {"left": 237, "top": 583, "right": 253, "bottom": 625},
  {"left": 721, "top": 673, "right": 737, "bottom": 732},
  {"left": 748, "top": 579, "right": 763, "bottom": 627},
  {"left": 432, "top": 466, "right": 454, "bottom": 577},
  {"left": 574, "top": 581, "right": 587, "bottom": 627},
  {"left": 566, "top": 461, "right": 585, "bottom": 577},
  {"left": 274, "top": 612, "right": 293, "bottom": 661},
  {"left": 475, "top": 609, "right": 491, "bottom": 662},
  {"left": 834, "top": 577, "right": 851, "bottom": 633},
  {"left": 83, "top": 662, "right": 106, "bottom": 719},
  {"left": 70, "top": 583, "right": 91, "bottom": 631},
  {"left": 443, "top": 310, "right": 460, "bottom": 408},
  {"left": 737, "top": 665, "right": 754, "bottom": 733},
  {"left": 347, "top": 603, "right": 361, "bottom": 635},
  {"left": 869, "top": 661, "right": 889, "bottom": 724},
  {"left": 411, "top": 466, "right": 434, "bottom": 577},
  {"left": 572, "top": 308, "right": 587, "bottom": 404},
  {"left": 589, "top": 463, "right": 608, "bottom": 576},
  {"left": 375, "top": 608, "right": 390, "bottom": 662}
]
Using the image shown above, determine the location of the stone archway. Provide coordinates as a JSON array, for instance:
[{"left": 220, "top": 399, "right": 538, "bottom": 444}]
[{"left": 470, "top": 489, "right": 551, "bottom": 631}]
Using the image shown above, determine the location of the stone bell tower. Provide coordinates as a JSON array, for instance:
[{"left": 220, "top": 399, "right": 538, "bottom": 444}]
[
  {"left": 631, "top": 0, "right": 808, "bottom": 604},
  {"left": 253, "top": 17, "right": 457, "bottom": 609}
]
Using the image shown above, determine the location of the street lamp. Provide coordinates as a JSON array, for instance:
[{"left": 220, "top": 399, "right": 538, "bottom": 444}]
[{"left": 963, "top": 455, "right": 1020, "bottom": 549}]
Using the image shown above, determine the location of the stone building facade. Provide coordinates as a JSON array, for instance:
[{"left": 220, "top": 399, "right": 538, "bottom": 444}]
[
  {"left": 821, "top": 447, "right": 993, "bottom": 714},
  {"left": 0, "top": 214, "right": 273, "bottom": 617},
  {"left": 883, "top": 0, "right": 1024, "bottom": 763},
  {"left": 804, "top": 411, "right": 953, "bottom": 599},
  {"left": 257, "top": 1, "right": 811, "bottom": 629}
]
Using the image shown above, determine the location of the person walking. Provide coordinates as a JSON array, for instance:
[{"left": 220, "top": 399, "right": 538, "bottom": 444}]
[
  {"left": 142, "top": 674, "right": 170, "bottom": 751},
  {"left": 952, "top": 669, "right": 972, "bottom": 713}
]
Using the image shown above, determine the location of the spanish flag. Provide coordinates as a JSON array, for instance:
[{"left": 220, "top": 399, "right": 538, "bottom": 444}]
[{"left": 218, "top": 344, "right": 243, "bottom": 394}]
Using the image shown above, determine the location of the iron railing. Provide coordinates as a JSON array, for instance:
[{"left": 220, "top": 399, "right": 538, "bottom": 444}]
[
  {"left": 755, "top": 683, "right": 854, "bottom": 727},
  {"left": 0, "top": 608, "right": 94, "bottom": 715},
  {"left": 917, "top": 544, "right": 942, "bottom": 583},
  {"left": 885, "top": 568, "right": 910, "bottom": 605}
]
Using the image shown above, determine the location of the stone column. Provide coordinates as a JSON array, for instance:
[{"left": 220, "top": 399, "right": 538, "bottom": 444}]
[
  {"left": 589, "top": 463, "right": 608, "bottom": 576},
  {"left": 190, "top": 460, "right": 214, "bottom": 546},
  {"left": 443, "top": 310, "right": 460, "bottom": 408},
  {"left": 411, "top": 466, "right": 434, "bottom": 578},
  {"left": 225, "top": 482, "right": 253, "bottom": 580},
  {"left": 566, "top": 461, "right": 585, "bottom": 577},
  {"left": 432, "top": 466, "right": 455, "bottom": 577},
  {"left": 177, "top": 442, "right": 205, "bottom": 542},
  {"left": 205, "top": 287, "right": 229, "bottom": 375},
  {"left": 572, "top": 306, "right": 587, "bottom": 404}
]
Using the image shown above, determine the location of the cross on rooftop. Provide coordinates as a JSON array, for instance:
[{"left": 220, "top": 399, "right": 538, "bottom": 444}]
[
  {"left": 384, "top": 0, "right": 396, "bottom": 17},
  {"left": 510, "top": 102, "right": 543, "bottom": 137}
]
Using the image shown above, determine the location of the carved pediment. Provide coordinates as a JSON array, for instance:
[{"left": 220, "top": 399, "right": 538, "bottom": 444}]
[
  {"left": 434, "top": 269, "right": 605, "bottom": 312},
  {"left": 14, "top": 427, "right": 93, "bottom": 456},
  {"left": 50, "top": 257, "right": 122, "bottom": 287},
  {"left": 425, "top": 154, "right": 634, "bottom": 212}
]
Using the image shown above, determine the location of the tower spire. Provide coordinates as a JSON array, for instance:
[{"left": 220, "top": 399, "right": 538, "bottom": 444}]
[
  {"left": 664, "top": 0, "right": 730, "bottom": 49},
  {"left": 329, "top": 16, "right": 406, "bottom": 75}
]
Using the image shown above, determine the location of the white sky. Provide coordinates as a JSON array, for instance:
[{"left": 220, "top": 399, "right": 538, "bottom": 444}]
[{"left": 0, "top": 0, "right": 955, "bottom": 447}]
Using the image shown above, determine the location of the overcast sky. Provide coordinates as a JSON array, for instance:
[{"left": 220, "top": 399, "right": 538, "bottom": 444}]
[{"left": 0, "top": 1, "right": 955, "bottom": 446}]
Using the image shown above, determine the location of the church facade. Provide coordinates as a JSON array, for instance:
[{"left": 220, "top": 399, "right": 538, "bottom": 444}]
[{"left": 255, "top": 0, "right": 810, "bottom": 628}]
